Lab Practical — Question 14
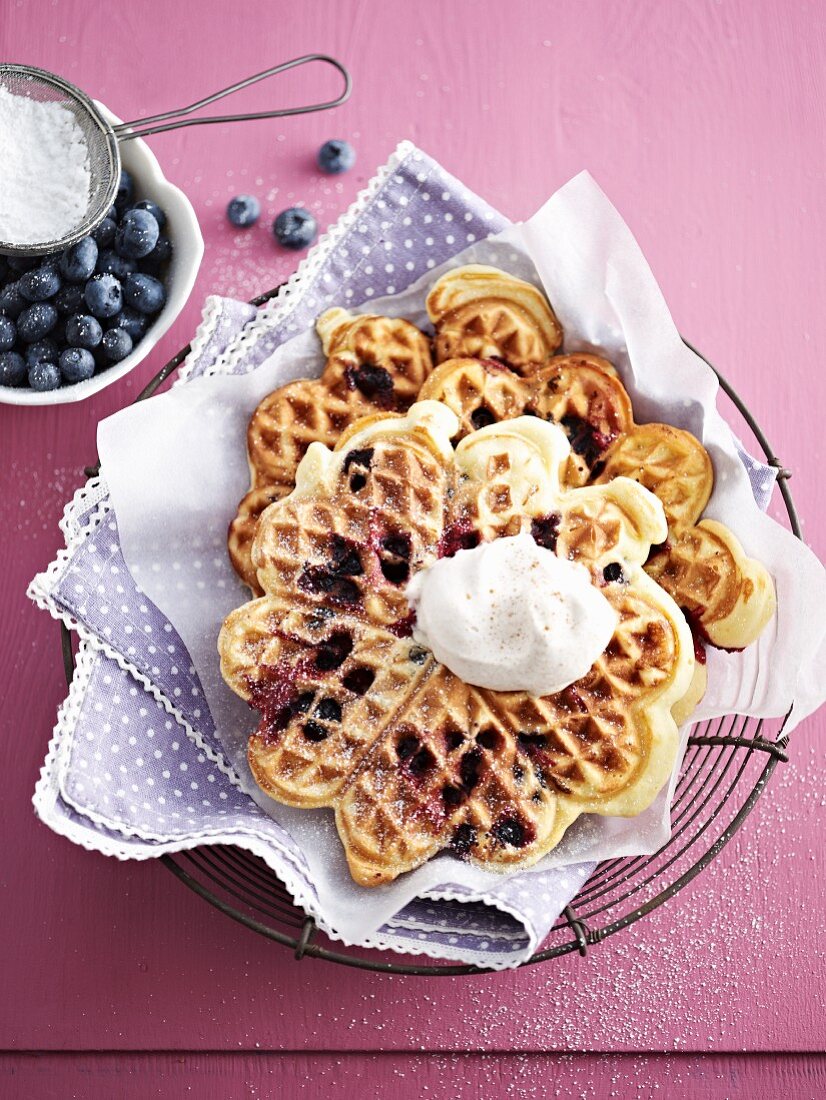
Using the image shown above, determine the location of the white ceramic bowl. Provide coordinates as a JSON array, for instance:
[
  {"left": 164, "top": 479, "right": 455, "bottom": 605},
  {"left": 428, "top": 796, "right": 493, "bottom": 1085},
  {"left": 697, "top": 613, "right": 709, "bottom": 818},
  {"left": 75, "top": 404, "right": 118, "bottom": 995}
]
[{"left": 0, "top": 104, "right": 204, "bottom": 406}]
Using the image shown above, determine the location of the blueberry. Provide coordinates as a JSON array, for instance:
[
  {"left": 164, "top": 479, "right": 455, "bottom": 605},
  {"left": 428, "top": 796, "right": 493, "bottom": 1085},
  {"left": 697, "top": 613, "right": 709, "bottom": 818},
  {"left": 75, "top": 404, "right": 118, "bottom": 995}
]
[
  {"left": 100, "top": 327, "right": 133, "bottom": 363},
  {"left": 66, "top": 313, "right": 103, "bottom": 349},
  {"left": 97, "top": 249, "right": 136, "bottom": 279},
  {"left": 273, "top": 206, "right": 318, "bottom": 250},
  {"left": 0, "top": 281, "right": 25, "bottom": 319},
  {"left": 92, "top": 217, "right": 117, "bottom": 248},
  {"left": 25, "top": 338, "right": 59, "bottom": 368},
  {"left": 0, "top": 256, "right": 7, "bottom": 281},
  {"left": 17, "top": 302, "right": 58, "bottom": 342},
  {"left": 130, "top": 199, "right": 167, "bottom": 229},
  {"left": 0, "top": 315, "right": 15, "bottom": 352},
  {"left": 6, "top": 255, "right": 38, "bottom": 274},
  {"left": 141, "top": 234, "right": 173, "bottom": 274},
  {"left": 227, "top": 195, "right": 260, "bottom": 227},
  {"left": 317, "top": 139, "right": 356, "bottom": 174},
  {"left": 106, "top": 204, "right": 118, "bottom": 221},
  {"left": 315, "top": 697, "right": 342, "bottom": 722},
  {"left": 54, "top": 283, "right": 85, "bottom": 315},
  {"left": 115, "top": 168, "right": 134, "bottom": 211},
  {"left": 0, "top": 350, "right": 26, "bottom": 386},
  {"left": 59, "top": 347, "right": 96, "bottom": 383},
  {"left": 471, "top": 406, "right": 496, "bottom": 430},
  {"left": 492, "top": 817, "right": 527, "bottom": 848},
  {"left": 115, "top": 209, "right": 159, "bottom": 259},
  {"left": 84, "top": 274, "right": 122, "bottom": 319},
  {"left": 19, "top": 264, "right": 62, "bottom": 302},
  {"left": 28, "top": 359, "right": 62, "bottom": 391},
  {"left": 59, "top": 236, "right": 98, "bottom": 282},
  {"left": 123, "top": 272, "right": 165, "bottom": 314},
  {"left": 110, "top": 307, "right": 147, "bottom": 340}
]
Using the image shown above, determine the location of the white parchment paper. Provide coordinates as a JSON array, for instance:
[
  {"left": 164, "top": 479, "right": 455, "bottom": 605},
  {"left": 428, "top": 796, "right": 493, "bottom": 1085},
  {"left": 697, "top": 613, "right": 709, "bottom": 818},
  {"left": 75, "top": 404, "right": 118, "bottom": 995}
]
[{"left": 98, "top": 173, "right": 826, "bottom": 945}]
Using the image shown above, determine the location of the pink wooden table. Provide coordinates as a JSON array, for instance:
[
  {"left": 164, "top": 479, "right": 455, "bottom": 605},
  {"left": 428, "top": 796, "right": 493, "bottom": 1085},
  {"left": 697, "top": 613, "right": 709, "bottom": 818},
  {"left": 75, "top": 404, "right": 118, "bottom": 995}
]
[{"left": 2, "top": 1, "right": 824, "bottom": 1096}]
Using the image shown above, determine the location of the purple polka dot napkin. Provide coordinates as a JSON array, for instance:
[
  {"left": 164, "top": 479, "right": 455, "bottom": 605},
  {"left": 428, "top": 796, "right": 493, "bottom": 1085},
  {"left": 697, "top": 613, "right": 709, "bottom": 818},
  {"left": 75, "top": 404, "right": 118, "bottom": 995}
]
[{"left": 28, "top": 142, "right": 779, "bottom": 969}]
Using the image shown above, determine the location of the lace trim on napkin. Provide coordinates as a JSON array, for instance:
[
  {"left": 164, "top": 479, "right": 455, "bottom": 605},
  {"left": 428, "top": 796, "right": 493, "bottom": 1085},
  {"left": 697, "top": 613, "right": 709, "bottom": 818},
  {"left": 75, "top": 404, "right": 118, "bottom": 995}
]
[
  {"left": 27, "top": 476, "right": 543, "bottom": 966},
  {"left": 33, "top": 640, "right": 539, "bottom": 968},
  {"left": 28, "top": 476, "right": 243, "bottom": 789}
]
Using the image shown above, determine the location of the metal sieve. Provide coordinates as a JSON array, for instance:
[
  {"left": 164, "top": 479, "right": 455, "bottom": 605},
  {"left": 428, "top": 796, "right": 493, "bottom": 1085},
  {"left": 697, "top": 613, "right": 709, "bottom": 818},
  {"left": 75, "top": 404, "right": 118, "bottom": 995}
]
[{"left": 0, "top": 56, "right": 352, "bottom": 257}]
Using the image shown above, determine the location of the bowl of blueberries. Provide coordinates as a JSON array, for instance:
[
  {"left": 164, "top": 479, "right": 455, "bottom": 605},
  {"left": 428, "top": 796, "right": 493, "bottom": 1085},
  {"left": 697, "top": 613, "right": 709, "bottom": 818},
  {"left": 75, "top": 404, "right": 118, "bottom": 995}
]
[{"left": 0, "top": 104, "right": 204, "bottom": 405}]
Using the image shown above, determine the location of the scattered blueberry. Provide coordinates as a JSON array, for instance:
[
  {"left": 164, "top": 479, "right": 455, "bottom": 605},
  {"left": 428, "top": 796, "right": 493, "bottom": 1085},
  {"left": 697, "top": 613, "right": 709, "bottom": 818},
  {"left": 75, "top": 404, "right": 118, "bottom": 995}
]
[
  {"left": 273, "top": 206, "right": 317, "bottom": 250},
  {"left": 54, "top": 283, "right": 85, "bottom": 316},
  {"left": 28, "top": 359, "right": 61, "bottom": 392},
  {"left": 97, "top": 249, "right": 136, "bottom": 279},
  {"left": 0, "top": 350, "right": 26, "bottom": 386},
  {"left": 17, "top": 302, "right": 58, "bottom": 342},
  {"left": 110, "top": 307, "right": 148, "bottom": 341},
  {"left": 66, "top": 313, "right": 103, "bottom": 349},
  {"left": 115, "top": 208, "right": 160, "bottom": 259},
  {"left": 227, "top": 195, "right": 260, "bottom": 227},
  {"left": 123, "top": 272, "right": 166, "bottom": 314},
  {"left": 131, "top": 199, "right": 167, "bottom": 229},
  {"left": 0, "top": 281, "right": 25, "bottom": 319},
  {"left": 92, "top": 216, "right": 117, "bottom": 248},
  {"left": 59, "top": 236, "right": 98, "bottom": 282},
  {"left": 317, "top": 139, "right": 356, "bottom": 174},
  {"left": 142, "top": 235, "right": 173, "bottom": 274},
  {"left": 18, "top": 264, "right": 62, "bottom": 302},
  {"left": 0, "top": 316, "right": 15, "bottom": 352},
  {"left": 101, "top": 327, "right": 133, "bottom": 363},
  {"left": 59, "top": 347, "right": 96, "bottom": 383},
  {"left": 25, "top": 338, "right": 59, "bottom": 368},
  {"left": 84, "top": 273, "right": 123, "bottom": 319},
  {"left": 115, "top": 168, "right": 134, "bottom": 211}
]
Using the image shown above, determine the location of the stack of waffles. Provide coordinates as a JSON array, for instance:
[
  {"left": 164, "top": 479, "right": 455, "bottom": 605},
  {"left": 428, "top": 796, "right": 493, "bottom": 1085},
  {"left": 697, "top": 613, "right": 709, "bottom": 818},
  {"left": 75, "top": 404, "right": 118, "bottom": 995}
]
[{"left": 218, "top": 266, "right": 776, "bottom": 886}]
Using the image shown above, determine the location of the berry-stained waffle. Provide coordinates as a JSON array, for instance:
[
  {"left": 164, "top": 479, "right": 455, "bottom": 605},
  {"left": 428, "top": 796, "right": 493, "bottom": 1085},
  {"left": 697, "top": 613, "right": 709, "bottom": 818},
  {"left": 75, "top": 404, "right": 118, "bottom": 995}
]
[
  {"left": 420, "top": 353, "right": 634, "bottom": 487},
  {"left": 221, "top": 264, "right": 776, "bottom": 885},
  {"left": 420, "top": 272, "right": 775, "bottom": 664},
  {"left": 219, "top": 403, "right": 695, "bottom": 885},
  {"left": 228, "top": 307, "right": 434, "bottom": 593}
]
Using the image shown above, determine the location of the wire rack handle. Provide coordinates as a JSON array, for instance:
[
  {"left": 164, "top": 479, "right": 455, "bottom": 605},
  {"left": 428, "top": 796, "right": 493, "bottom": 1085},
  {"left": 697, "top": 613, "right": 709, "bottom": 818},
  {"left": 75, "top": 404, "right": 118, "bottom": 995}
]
[{"left": 113, "top": 54, "right": 351, "bottom": 141}]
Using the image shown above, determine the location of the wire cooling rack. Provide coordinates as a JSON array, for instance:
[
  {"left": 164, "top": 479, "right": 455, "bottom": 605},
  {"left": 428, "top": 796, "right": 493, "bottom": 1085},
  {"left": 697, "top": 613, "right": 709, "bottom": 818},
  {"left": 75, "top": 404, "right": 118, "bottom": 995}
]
[{"left": 61, "top": 290, "right": 799, "bottom": 975}]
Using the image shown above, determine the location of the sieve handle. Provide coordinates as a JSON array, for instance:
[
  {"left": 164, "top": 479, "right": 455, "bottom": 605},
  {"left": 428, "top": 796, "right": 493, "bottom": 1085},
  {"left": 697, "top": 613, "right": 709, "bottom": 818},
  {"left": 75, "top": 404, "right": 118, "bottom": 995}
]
[{"left": 113, "top": 54, "right": 351, "bottom": 141}]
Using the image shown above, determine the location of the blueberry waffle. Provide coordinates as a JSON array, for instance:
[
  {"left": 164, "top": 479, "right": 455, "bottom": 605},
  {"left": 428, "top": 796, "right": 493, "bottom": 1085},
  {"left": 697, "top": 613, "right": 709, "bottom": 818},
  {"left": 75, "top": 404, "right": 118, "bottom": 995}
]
[
  {"left": 219, "top": 403, "right": 695, "bottom": 885},
  {"left": 419, "top": 330, "right": 775, "bottom": 662},
  {"left": 228, "top": 307, "right": 434, "bottom": 593},
  {"left": 420, "top": 352, "right": 634, "bottom": 486}
]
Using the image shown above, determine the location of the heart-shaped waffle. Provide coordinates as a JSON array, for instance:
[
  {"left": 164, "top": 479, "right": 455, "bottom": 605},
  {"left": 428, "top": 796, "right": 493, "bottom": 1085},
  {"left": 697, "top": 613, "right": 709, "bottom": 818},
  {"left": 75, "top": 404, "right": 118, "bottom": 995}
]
[
  {"left": 426, "top": 265, "right": 563, "bottom": 371},
  {"left": 228, "top": 308, "right": 434, "bottom": 593},
  {"left": 419, "top": 352, "right": 775, "bottom": 658},
  {"left": 219, "top": 402, "right": 694, "bottom": 885},
  {"left": 421, "top": 353, "right": 634, "bottom": 486}
]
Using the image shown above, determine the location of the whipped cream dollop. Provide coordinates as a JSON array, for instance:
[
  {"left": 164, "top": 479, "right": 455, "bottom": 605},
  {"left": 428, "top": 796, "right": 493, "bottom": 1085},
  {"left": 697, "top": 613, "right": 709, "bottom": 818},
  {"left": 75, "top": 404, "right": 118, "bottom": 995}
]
[{"left": 406, "top": 533, "right": 618, "bottom": 697}]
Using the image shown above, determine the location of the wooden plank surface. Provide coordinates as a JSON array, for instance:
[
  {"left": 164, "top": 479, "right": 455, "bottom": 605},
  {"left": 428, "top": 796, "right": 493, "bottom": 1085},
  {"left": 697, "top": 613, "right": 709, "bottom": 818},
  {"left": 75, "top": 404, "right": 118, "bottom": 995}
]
[
  {"left": 1, "top": 0, "right": 824, "bottom": 1089},
  {"left": 2, "top": 1053, "right": 826, "bottom": 1099}
]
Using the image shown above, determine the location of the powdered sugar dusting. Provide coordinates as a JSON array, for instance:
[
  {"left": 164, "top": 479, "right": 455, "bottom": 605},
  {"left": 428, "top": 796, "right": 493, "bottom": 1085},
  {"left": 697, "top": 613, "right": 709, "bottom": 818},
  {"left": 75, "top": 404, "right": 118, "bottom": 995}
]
[{"left": 0, "top": 85, "right": 90, "bottom": 245}]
